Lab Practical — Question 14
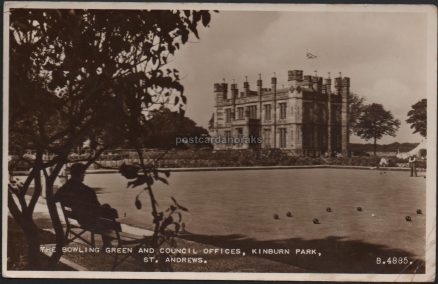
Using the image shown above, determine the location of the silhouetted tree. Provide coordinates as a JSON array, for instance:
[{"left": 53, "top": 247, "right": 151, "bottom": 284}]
[
  {"left": 406, "top": 99, "right": 427, "bottom": 138},
  {"left": 8, "top": 8, "right": 212, "bottom": 269},
  {"left": 354, "top": 103, "right": 400, "bottom": 156},
  {"left": 143, "top": 108, "right": 211, "bottom": 149},
  {"left": 348, "top": 92, "right": 366, "bottom": 135}
]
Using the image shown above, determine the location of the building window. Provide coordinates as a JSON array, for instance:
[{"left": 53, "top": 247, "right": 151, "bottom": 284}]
[
  {"left": 224, "top": 130, "right": 231, "bottom": 138},
  {"left": 237, "top": 107, "right": 244, "bottom": 120},
  {"left": 263, "top": 128, "right": 271, "bottom": 148},
  {"left": 225, "top": 108, "right": 232, "bottom": 123},
  {"left": 235, "top": 128, "right": 243, "bottom": 138},
  {"left": 279, "top": 103, "right": 287, "bottom": 119},
  {"left": 264, "top": 104, "right": 271, "bottom": 121},
  {"left": 303, "top": 102, "right": 312, "bottom": 123},
  {"left": 279, "top": 128, "right": 287, "bottom": 148},
  {"left": 251, "top": 105, "right": 257, "bottom": 118},
  {"left": 246, "top": 105, "right": 257, "bottom": 119}
]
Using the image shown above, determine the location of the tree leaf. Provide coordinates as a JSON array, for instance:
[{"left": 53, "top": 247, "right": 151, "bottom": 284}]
[
  {"left": 155, "top": 176, "right": 169, "bottom": 185},
  {"left": 127, "top": 175, "right": 149, "bottom": 188},
  {"left": 119, "top": 163, "right": 140, "bottom": 179},
  {"left": 201, "top": 12, "right": 211, "bottom": 27},
  {"left": 177, "top": 204, "right": 189, "bottom": 212},
  {"left": 170, "top": 196, "right": 177, "bottom": 205},
  {"left": 170, "top": 196, "right": 189, "bottom": 212},
  {"left": 135, "top": 196, "right": 142, "bottom": 210}
]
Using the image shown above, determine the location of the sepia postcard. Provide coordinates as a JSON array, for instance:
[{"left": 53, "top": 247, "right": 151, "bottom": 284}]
[{"left": 2, "top": 1, "right": 437, "bottom": 282}]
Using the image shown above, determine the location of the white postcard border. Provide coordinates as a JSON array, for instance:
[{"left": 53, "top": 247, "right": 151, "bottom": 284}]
[{"left": 2, "top": 2, "right": 436, "bottom": 282}]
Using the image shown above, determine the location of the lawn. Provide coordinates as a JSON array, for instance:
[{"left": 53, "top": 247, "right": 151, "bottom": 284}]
[{"left": 86, "top": 168, "right": 426, "bottom": 273}]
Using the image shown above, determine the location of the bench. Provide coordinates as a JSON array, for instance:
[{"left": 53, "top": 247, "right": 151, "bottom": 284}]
[{"left": 59, "top": 201, "right": 151, "bottom": 270}]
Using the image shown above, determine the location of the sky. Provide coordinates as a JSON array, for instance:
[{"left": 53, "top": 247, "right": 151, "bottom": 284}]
[{"left": 170, "top": 10, "right": 428, "bottom": 144}]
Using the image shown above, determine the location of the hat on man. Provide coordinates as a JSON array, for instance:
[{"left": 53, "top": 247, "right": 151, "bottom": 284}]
[{"left": 70, "top": 163, "right": 87, "bottom": 178}]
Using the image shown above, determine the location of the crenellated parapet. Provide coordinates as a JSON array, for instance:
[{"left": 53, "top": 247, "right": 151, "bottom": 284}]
[{"left": 213, "top": 83, "right": 223, "bottom": 93}]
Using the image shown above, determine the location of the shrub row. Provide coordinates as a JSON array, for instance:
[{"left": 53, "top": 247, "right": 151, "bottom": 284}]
[{"left": 92, "top": 149, "right": 426, "bottom": 169}]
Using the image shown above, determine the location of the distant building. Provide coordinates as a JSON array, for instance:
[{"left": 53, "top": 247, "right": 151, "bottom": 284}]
[{"left": 210, "top": 70, "right": 350, "bottom": 156}]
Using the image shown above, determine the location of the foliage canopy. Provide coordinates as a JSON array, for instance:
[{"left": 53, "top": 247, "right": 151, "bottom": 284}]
[
  {"left": 406, "top": 99, "right": 427, "bottom": 138},
  {"left": 354, "top": 103, "right": 400, "bottom": 155},
  {"left": 9, "top": 8, "right": 213, "bottom": 269}
]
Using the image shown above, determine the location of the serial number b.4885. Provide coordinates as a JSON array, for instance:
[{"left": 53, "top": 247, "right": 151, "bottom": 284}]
[{"left": 376, "top": 257, "right": 411, "bottom": 265}]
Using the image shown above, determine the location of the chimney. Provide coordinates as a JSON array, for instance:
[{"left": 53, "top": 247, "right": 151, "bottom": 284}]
[
  {"left": 221, "top": 78, "right": 228, "bottom": 99},
  {"left": 230, "top": 81, "right": 238, "bottom": 99},
  {"left": 271, "top": 73, "right": 277, "bottom": 93},
  {"left": 257, "top": 73, "right": 262, "bottom": 95},
  {"left": 243, "top": 76, "right": 250, "bottom": 96}
]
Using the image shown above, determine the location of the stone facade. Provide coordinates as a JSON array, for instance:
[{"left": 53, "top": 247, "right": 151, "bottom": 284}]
[{"left": 210, "top": 70, "right": 350, "bottom": 156}]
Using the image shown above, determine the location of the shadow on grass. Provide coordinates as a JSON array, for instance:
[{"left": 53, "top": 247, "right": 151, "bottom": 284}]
[
  {"left": 181, "top": 232, "right": 425, "bottom": 274},
  {"left": 7, "top": 217, "right": 74, "bottom": 271}
]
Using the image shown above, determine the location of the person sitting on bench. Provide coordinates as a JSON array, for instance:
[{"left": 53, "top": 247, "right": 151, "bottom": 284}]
[{"left": 55, "top": 162, "right": 117, "bottom": 248}]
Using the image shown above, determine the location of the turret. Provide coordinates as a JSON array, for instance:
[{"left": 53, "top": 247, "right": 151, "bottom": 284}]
[
  {"left": 340, "top": 76, "right": 350, "bottom": 156},
  {"left": 326, "top": 73, "right": 332, "bottom": 155},
  {"left": 288, "top": 70, "right": 303, "bottom": 89},
  {"left": 334, "top": 73, "right": 343, "bottom": 95},
  {"left": 231, "top": 81, "right": 237, "bottom": 121},
  {"left": 341, "top": 77, "right": 350, "bottom": 98},
  {"left": 303, "top": 75, "right": 312, "bottom": 89},
  {"left": 312, "top": 76, "right": 322, "bottom": 92},
  {"left": 272, "top": 73, "right": 278, "bottom": 148},
  {"left": 214, "top": 83, "right": 225, "bottom": 105}
]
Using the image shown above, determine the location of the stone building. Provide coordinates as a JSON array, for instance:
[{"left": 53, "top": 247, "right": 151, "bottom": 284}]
[{"left": 210, "top": 70, "right": 350, "bottom": 156}]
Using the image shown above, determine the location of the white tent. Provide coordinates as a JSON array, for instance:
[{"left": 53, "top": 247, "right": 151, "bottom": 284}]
[
  {"left": 396, "top": 139, "right": 427, "bottom": 159},
  {"left": 408, "top": 139, "right": 427, "bottom": 157}
]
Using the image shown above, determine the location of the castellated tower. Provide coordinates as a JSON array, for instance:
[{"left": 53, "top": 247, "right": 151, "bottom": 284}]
[
  {"left": 288, "top": 70, "right": 303, "bottom": 89},
  {"left": 212, "top": 82, "right": 226, "bottom": 137},
  {"left": 340, "top": 77, "right": 350, "bottom": 155},
  {"left": 210, "top": 69, "right": 350, "bottom": 156},
  {"left": 332, "top": 75, "right": 350, "bottom": 155},
  {"left": 324, "top": 77, "right": 332, "bottom": 154},
  {"left": 288, "top": 70, "right": 304, "bottom": 150}
]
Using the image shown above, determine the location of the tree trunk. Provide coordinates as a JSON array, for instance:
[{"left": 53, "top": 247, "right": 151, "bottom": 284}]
[
  {"left": 46, "top": 188, "right": 65, "bottom": 268},
  {"left": 21, "top": 216, "right": 42, "bottom": 269},
  {"left": 45, "top": 164, "right": 66, "bottom": 268},
  {"left": 373, "top": 137, "right": 377, "bottom": 156},
  {"left": 8, "top": 205, "right": 42, "bottom": 269},
  {"left": 8, "top": 173, "right": 42, "bottom": 269}
]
